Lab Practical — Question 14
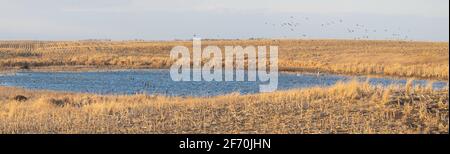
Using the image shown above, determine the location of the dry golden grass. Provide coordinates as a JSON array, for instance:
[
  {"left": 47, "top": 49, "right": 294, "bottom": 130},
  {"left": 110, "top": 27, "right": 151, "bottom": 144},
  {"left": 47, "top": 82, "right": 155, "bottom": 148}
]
[
  {"left": 0, "top": 80, "right": 448, "bottom": 134},
  {"left": 0, "top": 40, "right": 448, "bottom": 134},
  {"left": 0, "top": 39, "right": 448, "bottom": 80}
]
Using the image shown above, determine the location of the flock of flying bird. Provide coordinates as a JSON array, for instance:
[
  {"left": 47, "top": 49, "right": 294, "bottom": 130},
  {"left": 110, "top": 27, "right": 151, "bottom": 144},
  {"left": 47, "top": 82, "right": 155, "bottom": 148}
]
[{"left": 264, "top": 16, "right": 411, "bottom": 41}]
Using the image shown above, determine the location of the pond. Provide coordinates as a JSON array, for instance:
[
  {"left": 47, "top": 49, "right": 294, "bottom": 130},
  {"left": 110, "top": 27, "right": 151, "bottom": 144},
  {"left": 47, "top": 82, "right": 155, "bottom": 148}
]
[{"left": 0, "top": 69, "right": 447, "bottom": 97}]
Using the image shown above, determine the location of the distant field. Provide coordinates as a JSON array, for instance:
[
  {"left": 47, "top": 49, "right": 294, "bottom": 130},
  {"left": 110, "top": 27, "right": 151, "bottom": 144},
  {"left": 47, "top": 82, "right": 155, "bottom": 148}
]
[{"left": 0, "top": 39, "right": 448, "bottom": 80}]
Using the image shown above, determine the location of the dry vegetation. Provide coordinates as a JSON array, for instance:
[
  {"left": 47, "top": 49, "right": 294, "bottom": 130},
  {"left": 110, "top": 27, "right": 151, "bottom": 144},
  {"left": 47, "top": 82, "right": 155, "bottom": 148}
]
[
  {"left": 0, "top": 39, "right": 448, "bottom": 134},
  {"left": 0, "top": 80, "right": 448, "bottom": 134},
  {"left": 0, "top": 39, "right": 448, "bottom": 79}
]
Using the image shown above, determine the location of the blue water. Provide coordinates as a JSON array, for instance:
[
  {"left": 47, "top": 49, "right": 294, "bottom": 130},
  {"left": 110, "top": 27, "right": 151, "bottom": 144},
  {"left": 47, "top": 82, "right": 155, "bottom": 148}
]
[{"left": 0, "top": 69, "right": 447, "bottom": 97}]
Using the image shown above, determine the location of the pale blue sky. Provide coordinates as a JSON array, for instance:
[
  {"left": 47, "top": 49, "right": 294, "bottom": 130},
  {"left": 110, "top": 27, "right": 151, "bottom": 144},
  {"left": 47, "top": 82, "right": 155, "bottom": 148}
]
[{"left": 1, "top": 0, "right": 448, "bottom": 41}]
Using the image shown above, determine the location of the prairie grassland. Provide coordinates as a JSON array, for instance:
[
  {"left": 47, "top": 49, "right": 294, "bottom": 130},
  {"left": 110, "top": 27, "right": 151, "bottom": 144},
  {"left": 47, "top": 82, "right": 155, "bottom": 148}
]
[
  {"left": 0, "top": 39, "right": 448, "bottom": 80},
  {"left": 0, "top": 80, "right": 448, "bottom": 134},
  {"left": 0, "top": 40, "right": 448, "bottom": 134}
]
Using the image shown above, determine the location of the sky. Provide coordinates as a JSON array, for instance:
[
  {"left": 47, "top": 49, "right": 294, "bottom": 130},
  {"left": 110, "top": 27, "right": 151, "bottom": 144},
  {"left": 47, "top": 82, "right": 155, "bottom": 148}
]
[{"left": 0, "top": 0, "right": 448, "bottom": 41}]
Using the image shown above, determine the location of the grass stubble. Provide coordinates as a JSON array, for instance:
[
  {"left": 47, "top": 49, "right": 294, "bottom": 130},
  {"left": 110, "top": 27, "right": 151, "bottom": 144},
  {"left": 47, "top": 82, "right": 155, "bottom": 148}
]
[{"left": 0, "top": 39, "right": 448, "bottom": 134}]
